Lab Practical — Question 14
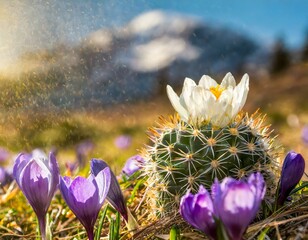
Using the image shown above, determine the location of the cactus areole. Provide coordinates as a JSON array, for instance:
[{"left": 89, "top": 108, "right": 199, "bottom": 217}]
[{"left": 141, "top": 73, "right": 278, "bottom": 217}]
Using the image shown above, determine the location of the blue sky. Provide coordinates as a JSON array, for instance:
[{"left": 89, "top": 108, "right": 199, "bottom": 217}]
[
  {"left": 115, "top": 0, "right": 308, "bottom": 47},
  {"left": 159, "top": 0, "right": 308, "bottom": 47},
  {"left": 0, "top": 0, "right": 308, "bottom": 67}
]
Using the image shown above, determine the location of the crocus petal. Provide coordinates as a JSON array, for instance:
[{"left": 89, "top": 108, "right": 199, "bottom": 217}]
[
  {"left": 13, "top": 150, "right": 61, "bottom": 240},
  {"left": 278, "top": 151, "right": 305, "bottom": 205},
  {"left": 13, "top": 151, "right": 59, "bottom": 222},
  {"left": 122, "top": 155, "right": 144, "bottom": 176},
  {"left": 180, "top": 186, "right": 217, "bottom": 239},
  {"left": 91, "top": 159, "right": 128, "bottom": 221},
  {"left": 94, "top": 168, "right": 111, "bottom": 205},
  {"left": 0, "top": 167, "right": 12, "bottom": 186},
  {"left": 49, "top": 152, "right": 60, "bottom": 196},
  {"left": 218, "top": 182, "right": 255, "bottom": 240},
  {"left": 302, "top": 125, "right": 308, "bottom": 144},
  {"left": 215, "top": 173, "right": 265, "bottom": 240},
  {"left": 191, "top": 187, "right": 216, "bottom": 238},
  {"left": 180, "top": 193, "right": 199, "bottom": 228},
  {"left": 60, "top": 176, "right": 101, "bottom": 235},
  {"left": 248, "top": 172, "right": 266, "bottom": 203},
  {"left": 13, "top": 153, "right": 31, "bottom": 188},
  {"left": 20, "top": 160, "right": 50, "bottom": 217}
]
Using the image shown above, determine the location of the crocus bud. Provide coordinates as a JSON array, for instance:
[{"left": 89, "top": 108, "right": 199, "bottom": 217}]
[
  {"left": 13, "top": 152, "right": 59, "bottom": 240},
  {"left": 277, "top": 151, "right": 305, "bottom": 206},
  {"left": 91, "top": 159, "right": 128, "bottom": 221},
  {"left": 60, "top": 167, "right": 111, "bottom": 240},
  {"left": 122, "top": 155, "right": 144, "bottom": 176},
  {"left": 212, "top": 173, "right": 265, "bottom": 240},
  {"left": 180, "top": 186, "right": 217, "bottom": 240}
]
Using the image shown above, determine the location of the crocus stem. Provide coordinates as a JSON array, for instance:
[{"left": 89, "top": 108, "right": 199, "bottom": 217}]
[
  {"left": 274, "top": 179, "right": 281, "bottom": 212},
  {"left": 86, "top": 228, "right": 94, "bottom": 240},
  {"left": 38, "top": 215, "right": 46, "bottom": 240}
]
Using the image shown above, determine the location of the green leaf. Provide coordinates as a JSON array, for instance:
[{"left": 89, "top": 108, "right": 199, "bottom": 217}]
[
  {"left": 169, "top": 225, "right": 180, "bottom": 240},
  {"left": 257, "top": 227, "right": 270, "bottom": 240},
  {"left": 290, "top": 181, "right": 308, "bottom": 195},
  {"left": 128, "top": 179, "right": 144, "bottom": 203},
  {"left": 108, "top": 212, "right": 121, "bottom": 240},
  {"left": 114, "top": 212, "right": 121, "bottom": 240},
  {"left": 95, "top": 205, "right": 109, "bottom": 240},
  {"left": 109, "top": 217, "right": 114, "bottom": 240},
  {"left": 215, "top": 218, "right": 229, "bottom": 240}
]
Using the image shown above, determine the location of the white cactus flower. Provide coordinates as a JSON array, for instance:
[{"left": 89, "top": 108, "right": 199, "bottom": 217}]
[{"left": 166, "top": 72, "right": 249, "bottom": 128}]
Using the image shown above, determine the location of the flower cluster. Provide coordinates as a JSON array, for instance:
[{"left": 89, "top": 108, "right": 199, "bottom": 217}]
[
  {"left": 167, "top": 72, "right": 249, "bottom": 127},
  {"left": 180, "top": 173, "right": 265, "bottom": 240},
  {"left": 13, "top": 150, "right": 127, "bottom": 240},
  {"left": 180, "top": 149, "right": 306, "bottom": 240}
]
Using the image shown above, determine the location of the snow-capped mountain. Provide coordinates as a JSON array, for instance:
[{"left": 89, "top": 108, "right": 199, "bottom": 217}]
[{"left": 2, "top": 10, "right": 260, "bottom": 108}]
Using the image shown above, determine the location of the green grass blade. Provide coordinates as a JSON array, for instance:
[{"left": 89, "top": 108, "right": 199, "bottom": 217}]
[
  {"left": 114, "top": 212, "right": 121, "bottom": 240},
  {"left": 109, "top": 217, "right": 114, "bottom": 240},
  {"left": 257, "top": 227, "right": 270, "bottom": 240},
  {"left": 290, "top": 181, "right": 308, "bottom": 195},
  {"left": 95, "top": 205, "right": 109, "bottom": 240}
]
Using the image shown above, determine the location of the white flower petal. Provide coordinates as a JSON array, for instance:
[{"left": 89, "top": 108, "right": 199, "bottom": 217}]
[
  {"left": 231, "top": 74, "right": 249, "bottom": 118},
  {"left": 166, "top": 85, "right": 189, "bottom": 121},
  {"left": 189, "top": 86, "right": 207, "bottom": 120},
  {"left": 182, "top": 77, "right": 196, "bottom": 109},
  {"left": 199, "top": 75, "right": 218, "bottom": 88},
  {"left": 183, "top": 77, "right": 197, "bottom": 90},
  {"left": 221, "top": 72, "right": 236, "bottom": 88}
]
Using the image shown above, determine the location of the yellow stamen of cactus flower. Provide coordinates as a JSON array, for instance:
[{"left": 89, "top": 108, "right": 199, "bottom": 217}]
[{"left": 210, "top": 85, "right": 225, "bottom": 99}]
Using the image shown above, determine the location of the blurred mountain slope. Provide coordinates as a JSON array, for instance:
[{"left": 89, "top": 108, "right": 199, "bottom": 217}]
[{"left": 0, "top": 10, "right": 259, "bottom": 109}]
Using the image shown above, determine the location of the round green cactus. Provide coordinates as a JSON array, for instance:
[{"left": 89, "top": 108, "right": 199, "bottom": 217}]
[
  {"left": 142, "top": 113, "right": 278, "bottom": 217},
  {"left": 141, "top": 73, "right": 279, "bottom": 218}
]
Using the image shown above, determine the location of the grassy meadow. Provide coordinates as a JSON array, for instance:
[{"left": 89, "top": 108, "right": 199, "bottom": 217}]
[{"left": 0, "top": 63, "right": 307, "bottom": 239}]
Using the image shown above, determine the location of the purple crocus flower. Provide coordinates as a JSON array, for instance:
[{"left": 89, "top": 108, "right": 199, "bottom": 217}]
[
  {"left": 114, "top": 135, "right": 132, "bottom": 149},
  {"left": 122, "top": 155, "right": 144, "bottom": 176},
  {"left": 180, "top": 173, "right": 265, "bottom": 240},
  {"left": 76, "top": 140, "right": 95, "bottom": 168},
  {"left": 13, "top": 151, "right": 59, "bottom": 240},
  {"left": 0, "top": 147, "right": 9, "bottom": 163},
  {"left": 180, "top": 186, "right": 217, "bottom": 240},
  {"left": 60, "top": 167, "right": 111, "bottom": 240},
  {"left": 277, "top": 151, "right": 305, "bottom": 206},
  {"left": 212, "top": 173, "right": 266, "bottom": 240},
  {"left": 91, "top": 159, "right": 128, "bottom": 222},
  {"left": 0, "top": 167, "right": 12, "bottom": 186},
  {"left": 302, "top": 125, "right": 308, "bottom": 144},
  {"left": 65, "top": 161, "right": 78, "bottom": 176}
]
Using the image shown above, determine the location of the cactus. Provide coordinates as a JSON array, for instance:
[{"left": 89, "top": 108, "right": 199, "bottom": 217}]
[{"left": 141, "top": 73, "right": 279, "bottom": 218}]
